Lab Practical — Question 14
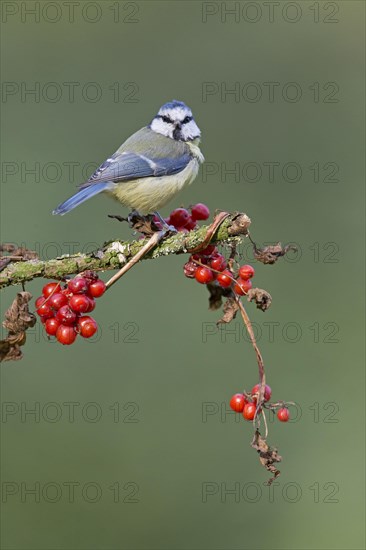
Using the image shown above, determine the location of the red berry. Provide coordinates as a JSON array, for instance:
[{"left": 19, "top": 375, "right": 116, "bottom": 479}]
[
  {"left": 277, "top": 407, "right": 290, "bottom": 422},
  {"left": 238, "top": 265, "right": 255, "bottom": 280},
  {"left": 169, "top": 208, "right": 190, "bottom": 228},
  {"left": 85, "top": 296, "right": 96, "bottom": 312},
  {"left": 69, "top": 294, "right": 90, "bottom": 313},
  {"left": 35, "top": 296, "right": 46, "bottom": 308},
  {"left": 152, "top": 215, "right": 163, "bottom": 229},
  {"left": 81, "top": 270, "right": 99, "bottom": 283},
  {"left": 88, "top": 279, "right": 106, "bottom": 298},
  {"left": 36, "top": 300, "right": 53, "bottom": 319},
  {"left": 184, "top": 217, "right": 197, "bottom": 231},
  {"left": 61, "top": 288, "right": 73, "bottom": 299},
  {"left": 216, "top": 270, "right": 233, "bottom": 288},
  {"left": 78, "top": 316, "right": 98, "bottom": 338},
  {"left": 251, "top": 384, "right": 272, "bottom": 402},
  {"left": 190, "top": 253, "right": 208, "bottom": 264},
  {"left": 56, "top": 305, "right": 77, "bottom": 326},
  {"left": 67, "top": 277, "right": 89, "bottom": 294},
  {"left": 42, "top": 282, "right": 61, "bottom": 298},
  {"left": 233, "top": 279, "right": 245, "bottom": 296},
  {"left": 183, "top": 261, "right": 198, "bottom": 279},
  {"left": 195, "top": 266, "right": 214, "bottom": 284},
  {"left": 233, "top": 278, "right": 252, "bottom": 296},
  {"left": 77, "top": 315, "right": 94, "bottom": 329},
  {"left": 243, "top": 402, "right": 257, "bottom": 421},
  {"left": 229, "top": 393, "right": 247, "bottom": 413},
  {"left": 210, "top": 254, "right": 227, "bottom": 272},
  {"left": 191, "top": 203, "right": 210, "bottom": 221},
  {"left": 48, "top": 292, "right": 68, "bottom": 310},
  {"left": 200, "top": 244, "right": 217, "bottom": 256},
  {"left": 56, "top": 324, "right": 77, "bottom": 345},
  {"left": 45, "top": 317, "right": 60, "bottom": 336}
]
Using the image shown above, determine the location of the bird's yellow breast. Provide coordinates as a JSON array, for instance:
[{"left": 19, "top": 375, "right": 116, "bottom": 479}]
[
  {"left": 108, "top": 158, "right": 199, "bottom": 214},
  {"left": 107, "top": 142, "right": 204, "bottom": 214}
]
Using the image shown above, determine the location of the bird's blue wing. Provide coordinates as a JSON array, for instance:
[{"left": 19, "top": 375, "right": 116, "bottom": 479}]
[
  {"left": 53, "top": 151, "right": 192, "bottom": 215},
  {"left": 82, "top": 151, "right": 191, "bottom": 188}
]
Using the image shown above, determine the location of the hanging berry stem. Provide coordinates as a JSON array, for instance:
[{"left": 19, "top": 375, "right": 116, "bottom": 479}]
[{"left": 236, "top": 298, "right": 265, "bottom": 389}]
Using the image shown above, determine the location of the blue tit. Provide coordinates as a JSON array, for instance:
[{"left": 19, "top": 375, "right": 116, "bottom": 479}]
[{"left": 52, "top": 100, "right": 204, "bottom": 218}]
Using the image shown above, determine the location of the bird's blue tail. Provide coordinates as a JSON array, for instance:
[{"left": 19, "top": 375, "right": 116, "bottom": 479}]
[{"left": 52, "top": 182, "right": 111, "bottom": 215}]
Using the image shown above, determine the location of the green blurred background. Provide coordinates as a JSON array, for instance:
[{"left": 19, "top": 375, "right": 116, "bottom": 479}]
[{"left": 1, "top": 1, "right": 365, "bottom": 548}]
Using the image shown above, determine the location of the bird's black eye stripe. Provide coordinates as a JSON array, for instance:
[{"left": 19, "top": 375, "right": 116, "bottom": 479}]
[
  {"left": 160, "top": 115, "right": 173, "bottom": 124},
  {"left": 158, "top": 114, "right": 192, "bottom": 125}
]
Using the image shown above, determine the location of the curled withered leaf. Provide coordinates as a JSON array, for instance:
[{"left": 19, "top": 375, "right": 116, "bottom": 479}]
[
  {"left": 0, "top": 292, "right": 36, "bottom": 362},
  {"left": 253, "top": 242, "right": 297, "bottom": 265},
  {"left": 0, "top": 334, "right": 25, "bottom": 362},
  {"left": 247, "top": 288, "right": 272, "bottom": 312},
  {"left": 217, "top": 296, "right": 239, "bottom": 325},
  {"left": 251, "top": 429, "right": 282, "bottom": 485},
  {"left": 3, "top": 292, "right": 36, "bottom": 333},
  {"left": 0, "top": 244, "right": 16, "bottom": 254},
  {"left": 130, "top": 213, "right": 159, "bottom": 236},
  {"left": 227, "top": 213, "right": 251, "bottom": 236},
  {"left": 0, "top": 244, "right": 39, "bottom": 272},
  {"left": 0, "top": 243, "right": 38, "bottom": 260},
  {"left": 108, "top": 212, "right": 158, "bottom": 236}
]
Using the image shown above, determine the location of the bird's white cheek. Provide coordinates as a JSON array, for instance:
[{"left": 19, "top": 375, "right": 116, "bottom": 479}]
[
  {"left": 150, "top": 118, "right": 173, "bottom": 138},
  {"left": 183, "top": 120, "right": 201, "bottom": 140}
]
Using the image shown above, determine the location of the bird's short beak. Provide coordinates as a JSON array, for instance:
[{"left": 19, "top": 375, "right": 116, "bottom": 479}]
[{"left": 173, "top": 124, "right": 182, "bottom": 140}]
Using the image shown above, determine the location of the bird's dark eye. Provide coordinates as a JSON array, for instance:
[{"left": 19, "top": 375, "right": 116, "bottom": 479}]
[
  {"left": 161, "top": 115, "right": 173, "bottom": 124},
  {"left": 182, "top": 116, "right": 192, "bottom": 124}
]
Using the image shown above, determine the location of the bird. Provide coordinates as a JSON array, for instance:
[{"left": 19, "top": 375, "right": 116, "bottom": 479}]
[{"left": 52, "top": 100, "right": 205, "bottom": 224}]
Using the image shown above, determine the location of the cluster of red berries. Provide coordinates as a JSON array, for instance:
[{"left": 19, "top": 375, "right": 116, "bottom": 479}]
[
  {"left": 34, "top": 272, "right": 106, "bottom": 345},
  {"left": 229, "top": 384, "right": 290, "bottom": 422},
  {"left": 156, "top": 202, "right": 255, "bottom": 296},
  {"left": 154, "top": 203, "right": 210, "bottom": 232},
  {"left": 184, "top": 246, "right": 255, "bottom": 296}
]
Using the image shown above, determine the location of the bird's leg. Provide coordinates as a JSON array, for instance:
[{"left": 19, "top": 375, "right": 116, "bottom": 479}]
[{"left": 153, "top": 211, "right": 177, "bottom": 233}]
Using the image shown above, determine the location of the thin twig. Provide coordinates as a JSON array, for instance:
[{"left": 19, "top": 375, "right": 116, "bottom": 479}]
[
  {"left": 236, "top": 298, "right": 267, "bottom": 416},
  {"left": 105, "top": 230, "right": 165, "bottom": 290}
]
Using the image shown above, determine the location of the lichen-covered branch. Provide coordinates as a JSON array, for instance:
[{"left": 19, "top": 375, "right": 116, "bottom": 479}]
[{"left": 0, "top": 212, "right": 251, "bottom": 289}]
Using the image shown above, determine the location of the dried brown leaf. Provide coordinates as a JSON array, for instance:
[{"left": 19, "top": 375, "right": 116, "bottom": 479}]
[
  {"left": 0, "top": 292, "right": 36, "bottom": 362},
  {"left": 217, "top": 297, "right": 239, "bottom": 325},
  {"left": 247, "top": 288, "right": 272, "bottom": 312},
  {"left": 130, "top": 213, "right": 159, "bottom": 236},
  {"left": 0, "top": 243, "right": 38, "bottom": 260},
  {"left": 227, "top": 213, "right": 251, "bottom": 236},
  {"left": 0, "top": 244, "right": 39, "bottom": 272},
  {"left": 253, "top": 243, "right": 297, "bottom": 265},
  {"left": 251, "top": 429, "right": 282, "bottom": 485},
  {"left": 108, "top": 212, "right": 158, "bottom": 236}
]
